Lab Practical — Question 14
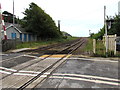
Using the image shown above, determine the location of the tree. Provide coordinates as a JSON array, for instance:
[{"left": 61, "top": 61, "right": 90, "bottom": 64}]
[
  {"left": 91, "top": 27, "right": 105, "bottom": 40},
  {"left": 91, "top": 15, "right": 120, "bottom": 40},
  {"left": 2, "top": 11, "right": 18, "bottom": 23},
  {"left": 21, "top": 2, "right": 62, "bottom": 39}
]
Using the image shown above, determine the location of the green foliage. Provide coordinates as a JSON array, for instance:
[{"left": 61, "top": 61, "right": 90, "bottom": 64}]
[
  {"left": 91, "top": 15, "right": 120, "bottom": 40},
  {"left": 90, "top": 27, "right": 105, "bottom": 40},
  {"left": 94, "top": 40, "right": 106, "bottom": 57},
  {"left": 21, "top": 2, "right": 62, "bottom": 39},
  {"left": 108, "top": 15, "right": 120, "bottom": 36}
]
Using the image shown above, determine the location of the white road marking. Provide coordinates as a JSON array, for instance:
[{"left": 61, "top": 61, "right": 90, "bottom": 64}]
[
  {"left": 0, "top": 67, "right": 17, "bottom": 72},
  {"left": 44, "top": 72, "right": 51, "bottom": 75},
  {"left": 52, "top": 73, "right": 120, "bottom": 82},
  {"left": 13, "top": 73, "right": 47, "bottom": 77},
  {"left": 23, "top": 55, "right": 38, "bottom": 58},
  {"left": 19, "top": 70, "right": 41, "bottom": 74},
  {"left": 50, "top": 76, "right": 119, "bottom": 86},
  {"left": 40, "top": 75, "right": 47, "bottom": 77},
  {"left": 13, "top": 73, "right": 37, "bottom": 76},
  {"left": 39, "top": 57, "right": 45, "bottom": 59},
  {"left": 44, "top": 58, "right": 61, "bottom": 59},
  {"left": 0, "top": 70, "right": 11, "bottom": 74},
  {"left": 68, "top": 58, "right": 118, "bottom": 63},
  {"left": 0, "top": 67, "right": 50, "bottom": 76}
]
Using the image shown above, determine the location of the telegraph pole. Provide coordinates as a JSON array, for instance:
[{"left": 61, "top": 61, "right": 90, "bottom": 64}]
[
  {"left": 104, "top": 6, "right": 108, "bottom": 57},
  {"left": 13, "top": 0, "right": 15, "bottom": 25},
  {"left": 13, "top": 0, "right": 16, "bottom": 48}
]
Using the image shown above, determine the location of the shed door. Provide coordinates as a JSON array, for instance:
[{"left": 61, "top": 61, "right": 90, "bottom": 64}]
[
  {"left": 28, "top": 34, "right": 31, "bottom": 41},
  {"left": 20, "top": 33, "right": 22, "bottom": 41},
  {"left": 24, "top": 34, "right": 27, "bottom": 42}
]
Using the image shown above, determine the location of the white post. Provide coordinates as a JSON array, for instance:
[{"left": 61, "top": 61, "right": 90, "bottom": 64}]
[
  {"left": 114, "top": 34, "right": 117, "bottom": 55},
  {"left": 93, "top": 39, "right": 96, "bottom": 54}
]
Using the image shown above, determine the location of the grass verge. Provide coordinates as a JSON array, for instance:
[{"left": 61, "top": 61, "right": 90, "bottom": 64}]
[
  {"left": 16, "top": 37, "right": 79, "bottom": 49},
  {"left": 82, "top": 38, "right": 120, "bottom": 57},
  {"left": 82, "top": 38, "right": 93, "bottom": 54}
]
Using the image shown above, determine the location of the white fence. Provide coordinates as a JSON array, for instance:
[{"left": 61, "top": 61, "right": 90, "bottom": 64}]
[{"left": 103, "top": 34, "right": 117, "bottom": 55}]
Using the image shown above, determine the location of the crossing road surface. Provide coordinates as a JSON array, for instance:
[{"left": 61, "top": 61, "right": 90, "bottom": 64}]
[{"left": 35, "top": 56, "right": 120, "bottom": 88}]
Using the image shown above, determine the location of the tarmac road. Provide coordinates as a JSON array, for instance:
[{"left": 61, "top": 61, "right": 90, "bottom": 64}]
[{"left": 1, "top": 52, "right": 119, "bottom": 89}]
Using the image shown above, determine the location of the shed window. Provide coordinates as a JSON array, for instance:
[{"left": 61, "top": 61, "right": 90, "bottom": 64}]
[{"left": 11, "top": 33, "right": 16, "bottom": 39}]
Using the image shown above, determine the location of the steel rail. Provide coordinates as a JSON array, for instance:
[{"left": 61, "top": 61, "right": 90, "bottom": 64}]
[{"left": 23, "top": 38, "right": 81, "bottom": 53}]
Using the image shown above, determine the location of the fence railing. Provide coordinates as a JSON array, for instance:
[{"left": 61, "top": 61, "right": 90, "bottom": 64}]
[{"left": 2, "top": 39, "right": 22, "bottom": 52}]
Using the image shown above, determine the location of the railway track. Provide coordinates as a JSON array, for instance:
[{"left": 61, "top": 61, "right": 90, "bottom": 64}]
[
  {"left": 1, "top": 38, "right": 82, "bottom": 68},
  {"left": 1, "top": 38, "right": 86, "bottom": 89}
]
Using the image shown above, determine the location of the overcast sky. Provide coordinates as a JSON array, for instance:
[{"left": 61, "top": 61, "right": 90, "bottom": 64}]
[{"left": 1, "top": 0, "right": 120, "bottom": 37}]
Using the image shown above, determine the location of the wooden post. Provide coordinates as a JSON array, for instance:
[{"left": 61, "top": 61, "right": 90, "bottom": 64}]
[{"left": 93, "top": 39, "right": 96, "bottom": 54}]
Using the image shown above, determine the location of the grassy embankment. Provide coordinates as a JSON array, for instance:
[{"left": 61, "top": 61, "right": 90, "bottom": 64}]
[
  {"left": 83, "top": 38, "right": 120, "bottom": 57},
  {"left": 16, "top": 37, "right": 79, "bottom": 49}
]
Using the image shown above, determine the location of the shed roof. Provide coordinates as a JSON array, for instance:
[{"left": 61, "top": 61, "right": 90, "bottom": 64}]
[{"left": 5, "top": 22, "right": 27, "bottom": 33}]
